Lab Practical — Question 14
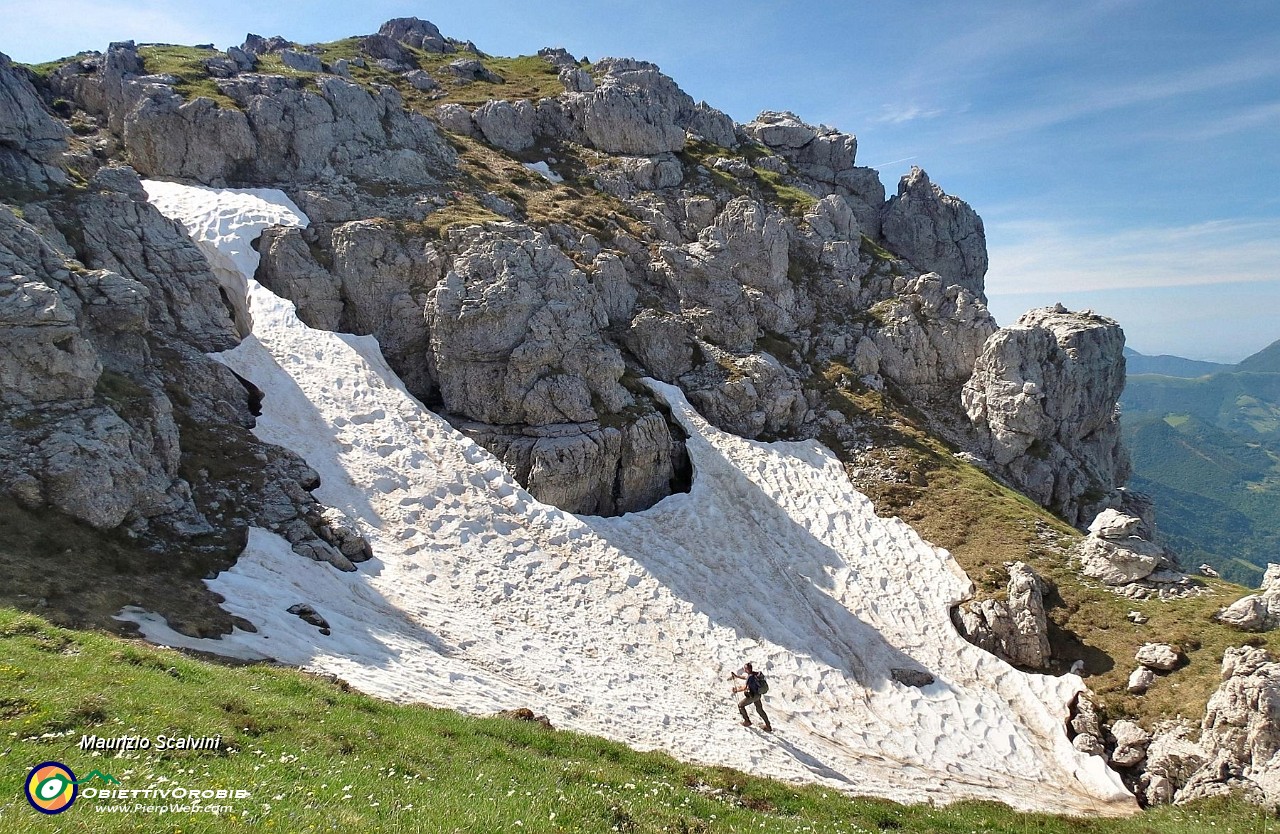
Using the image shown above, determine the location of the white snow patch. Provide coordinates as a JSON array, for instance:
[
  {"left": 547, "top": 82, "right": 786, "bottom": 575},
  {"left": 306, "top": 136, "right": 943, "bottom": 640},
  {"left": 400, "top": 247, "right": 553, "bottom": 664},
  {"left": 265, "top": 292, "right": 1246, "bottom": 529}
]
[
  {"left": 522, "top": 161, "right": 563, "bottom": 183},
  {"left": 124, "top": 181, "right": 1135, "bottom": 816}
]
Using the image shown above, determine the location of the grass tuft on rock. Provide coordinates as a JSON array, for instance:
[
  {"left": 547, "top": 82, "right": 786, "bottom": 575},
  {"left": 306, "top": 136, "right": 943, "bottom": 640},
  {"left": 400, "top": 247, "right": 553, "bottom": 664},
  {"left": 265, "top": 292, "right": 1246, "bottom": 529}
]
[{"left": 136, "top": 45, "right": 240, "bottom": 110}]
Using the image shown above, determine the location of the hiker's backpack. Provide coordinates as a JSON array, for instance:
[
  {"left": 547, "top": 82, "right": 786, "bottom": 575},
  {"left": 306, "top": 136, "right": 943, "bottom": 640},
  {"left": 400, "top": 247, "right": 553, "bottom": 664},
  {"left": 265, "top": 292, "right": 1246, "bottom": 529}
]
[{"left": 754, "top": 672, "right": 770, "bottom": 695}]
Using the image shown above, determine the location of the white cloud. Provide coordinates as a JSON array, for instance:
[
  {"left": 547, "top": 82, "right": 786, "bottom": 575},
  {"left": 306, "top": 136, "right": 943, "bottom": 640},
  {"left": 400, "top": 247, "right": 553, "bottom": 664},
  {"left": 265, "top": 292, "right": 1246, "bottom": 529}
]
[
  {"left": 873, "top": 104, "right": 943, "bottom": 125},
  {"left": 986, "top": 217, "right": 1280, "bottom": 295},
  {"left": 949, "top": 52, "right": 1280, "bottom": 146},
  {"left": 1173, "top": 99, "right": 1280, "bottom": 141}
]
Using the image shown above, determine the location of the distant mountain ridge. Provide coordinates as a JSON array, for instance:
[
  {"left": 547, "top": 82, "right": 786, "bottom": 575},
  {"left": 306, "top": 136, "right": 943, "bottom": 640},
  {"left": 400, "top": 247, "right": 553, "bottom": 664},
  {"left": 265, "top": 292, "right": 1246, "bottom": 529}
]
[
  {"left": 1123, "top": 346, "right": 1232, "bottom": 378},
  {"left": 1125, "top": 338, "right": 1280, "bottom": 378},
  {"left": 1120, "top": 336, "right": 1280, "bottom": 585}
]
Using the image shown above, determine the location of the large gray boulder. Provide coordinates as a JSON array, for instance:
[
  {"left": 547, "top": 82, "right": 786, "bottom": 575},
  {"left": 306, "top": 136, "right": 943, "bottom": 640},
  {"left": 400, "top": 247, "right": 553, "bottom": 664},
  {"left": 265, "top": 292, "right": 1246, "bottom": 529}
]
[
  {"left": 882, "top": 166, "right": 987, "bottom": 298},
  {"left": 241, "top": 34, "right": 291, "bottom": 56},
  {"left": 1140, "top": 722, "right": 1206, "bottom": 804},
  {"left": 1196, "top": 648, "right": 1280, "bottom": 804},
  {"left": 1217, "top": 564, "right": 1280, "bottom": 632},
  {"left": 1108, "top": 720, "right": 1153, "bottom": 769},
  {"left": 279, "top": 49, "right": 322, "bottom": 73},
  {"left": 378, "top": 17, "right": 453, "bottom": 53},
  {"left": 1075, "top": 534, "right": 1163, "bottom": 585},
  {"left": 962, "top": 305, "right": 1130, "bottom": 526},
  {"left": 1136, "top": 643, "right": 1181, "bottom": 672},
  {"left": 953, "top": 561, "right": 1052, "bottom": 669},
  {"left": 472, "top": 99, "right": 536, "bottom": 152},
  {"left": 622, "top": 310, "right": 697, "bottom": 383},
  {"left": 359, "top": 35, "right": 414, "bottom": 69},
  {"left": 558, "top": 58, "right": 735, "bottom": 154}
]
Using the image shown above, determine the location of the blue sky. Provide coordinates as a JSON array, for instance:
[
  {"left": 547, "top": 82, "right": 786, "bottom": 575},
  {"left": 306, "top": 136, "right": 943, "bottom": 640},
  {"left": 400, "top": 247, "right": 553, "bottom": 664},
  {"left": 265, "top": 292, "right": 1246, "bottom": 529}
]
[{"left": 3, "top": 0, "right": 1278, "bottom": 361}]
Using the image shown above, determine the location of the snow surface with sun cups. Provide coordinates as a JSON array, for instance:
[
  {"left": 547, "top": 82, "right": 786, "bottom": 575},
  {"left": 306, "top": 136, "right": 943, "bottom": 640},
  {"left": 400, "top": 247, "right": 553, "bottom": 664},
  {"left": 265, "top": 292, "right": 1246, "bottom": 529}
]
[{"left": 119, "top": 181, "right": 1135, "bottom": 815}]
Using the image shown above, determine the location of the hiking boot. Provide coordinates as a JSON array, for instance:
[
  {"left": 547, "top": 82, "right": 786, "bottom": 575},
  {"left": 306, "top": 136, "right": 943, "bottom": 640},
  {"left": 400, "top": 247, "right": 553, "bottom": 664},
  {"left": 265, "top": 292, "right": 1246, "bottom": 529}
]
[
  {"left": 741, "top": 720, "right": 752, "bottom": 727},
  {"left": 762, "top": 725, "right": 773, "bottom": 732}
]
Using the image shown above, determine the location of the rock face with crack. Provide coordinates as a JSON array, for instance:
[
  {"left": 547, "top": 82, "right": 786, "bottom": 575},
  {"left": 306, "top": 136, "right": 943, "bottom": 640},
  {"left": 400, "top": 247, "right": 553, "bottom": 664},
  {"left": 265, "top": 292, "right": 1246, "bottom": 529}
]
[
  {"left": 0, "top": 53, "right": 69, "bottom": 188},
  {"left": 426, "top": 222, "right": 628, "bottom": 426}
]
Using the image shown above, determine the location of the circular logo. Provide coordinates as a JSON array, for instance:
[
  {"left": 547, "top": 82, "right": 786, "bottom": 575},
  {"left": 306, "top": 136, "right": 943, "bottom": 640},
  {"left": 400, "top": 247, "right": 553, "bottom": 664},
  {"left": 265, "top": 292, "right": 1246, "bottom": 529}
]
[{"left": 25, "top": 761, "right": 78, "bottom": 815}]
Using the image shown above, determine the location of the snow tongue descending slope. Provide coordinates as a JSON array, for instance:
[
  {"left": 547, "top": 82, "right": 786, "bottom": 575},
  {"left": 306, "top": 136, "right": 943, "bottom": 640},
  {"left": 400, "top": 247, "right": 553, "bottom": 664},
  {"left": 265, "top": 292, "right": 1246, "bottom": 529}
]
[{"left": 124, "top": 181, "right": 1136, "bottom": 816}]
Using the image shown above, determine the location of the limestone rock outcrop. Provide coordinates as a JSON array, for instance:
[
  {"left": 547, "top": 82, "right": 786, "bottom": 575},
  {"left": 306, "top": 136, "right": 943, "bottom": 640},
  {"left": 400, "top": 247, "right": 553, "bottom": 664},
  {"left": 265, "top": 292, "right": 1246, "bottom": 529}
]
[
  {"left": 870, "top": 272, "right": 997, "bottom": 401},
  {"left": 953, "top": 561, "right": 1052, "bottom": 669},
  {"left": 1071, "top": 507, "right": 1199, "bottom": 599},
  {"left": 1134, "top": 647, "right": 1280, "bottom": 806},
  {"left": 741, "top": 111, "right": 883, "bottom": 233},
  {"left": 73, "top": 168, "right": 243, "bottom": 348},
  {"left": 652, "top": 196, "right": 795, "bottom": 352},
  {"left": 254, "top": 226, "right": 344, "bottom": 331},
  {"left": 327, "top": 221, "right": 444, "bottom": 400},
  {"left": 881, "top": 166, "right": 987, "bottom": 298},
  {"left": 426, "top": 222, "right": 628, "bottom": 426},
  {"left": 0, "top": 192, "right": 196, "bottom": 532},
  {"left": 0, "top": 209, "right": 102, "bottom": 405},
  {"left": 472, "top": 99, "right": 536, "bottom": 152},
  {"left": 1075, "top": 509, "right": 1166, "bottom": 585},
  {"left": 684, "top": 351, "right": 808, "bottom": 440},
  {"left": 1108, "top": 720, "right": 1152, "bottom": 769},
  {"left": 558, "top": 58, "right": 735, "bottom": 154},
  {"left": 256, "top": 219, "right": 446, "bottom": 402},
  {"left": 51, "top": 42, "right": 456, "bottom": 187},
  {"left": 1217, "top": 564, "right": 1280, "bottom": 632},
  {"left": 378, "top": 17, "right": 454, "bottom": 53},
  {"left": 963, "top": 305, "right": 1129, "bottom": 526},
  {"left": 1136, "top": 642, "right": 1181, "bottom": 672},
  {"left": 465, "top": 410, "right": 686, "bottom": 517}
]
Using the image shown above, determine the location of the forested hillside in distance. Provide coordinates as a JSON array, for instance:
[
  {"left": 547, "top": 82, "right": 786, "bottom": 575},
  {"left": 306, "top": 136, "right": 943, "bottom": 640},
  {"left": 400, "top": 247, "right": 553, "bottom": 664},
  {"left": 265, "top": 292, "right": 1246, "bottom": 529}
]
[{"left": 1121, "top": 339, "right": 1280, "bottom": 586}]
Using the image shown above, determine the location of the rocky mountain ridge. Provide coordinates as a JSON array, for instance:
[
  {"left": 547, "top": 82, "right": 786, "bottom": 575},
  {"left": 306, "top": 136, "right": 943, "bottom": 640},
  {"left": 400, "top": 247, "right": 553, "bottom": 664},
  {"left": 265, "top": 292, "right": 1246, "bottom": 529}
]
[{"left": 2, "top": 17, "right": 1275, "bottom": 810}]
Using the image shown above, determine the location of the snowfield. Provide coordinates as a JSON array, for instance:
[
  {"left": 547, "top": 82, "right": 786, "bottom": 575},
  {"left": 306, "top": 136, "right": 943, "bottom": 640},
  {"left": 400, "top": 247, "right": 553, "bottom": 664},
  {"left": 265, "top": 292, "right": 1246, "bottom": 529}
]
[{"left": 125, "top": 181, "right": 1136, "bottom": 815}]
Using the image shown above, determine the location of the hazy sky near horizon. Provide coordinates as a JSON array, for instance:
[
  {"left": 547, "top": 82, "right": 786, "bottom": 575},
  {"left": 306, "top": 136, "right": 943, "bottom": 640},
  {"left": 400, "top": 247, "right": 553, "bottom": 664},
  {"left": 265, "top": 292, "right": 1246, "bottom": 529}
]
[{"left": 3, "top": 0, "right": 1277, "bottom": 362}]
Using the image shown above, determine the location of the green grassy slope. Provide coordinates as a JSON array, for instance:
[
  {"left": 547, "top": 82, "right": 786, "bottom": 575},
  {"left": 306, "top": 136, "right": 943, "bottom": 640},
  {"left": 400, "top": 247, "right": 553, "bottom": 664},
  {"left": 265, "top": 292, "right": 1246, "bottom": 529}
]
[
  {"left": 0, "top": 608, "right": 1270, "bottom": 833},
  {"left": 1237, "top": 338, "right": 1280, "bottom": 373}
]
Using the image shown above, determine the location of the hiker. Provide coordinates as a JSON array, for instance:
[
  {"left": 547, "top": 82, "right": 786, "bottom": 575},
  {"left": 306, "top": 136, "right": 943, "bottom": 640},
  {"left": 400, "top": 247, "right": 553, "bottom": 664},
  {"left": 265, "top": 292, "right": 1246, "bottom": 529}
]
[{"left": 728, "top": 662, "right": 771, "bottom": 731}]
